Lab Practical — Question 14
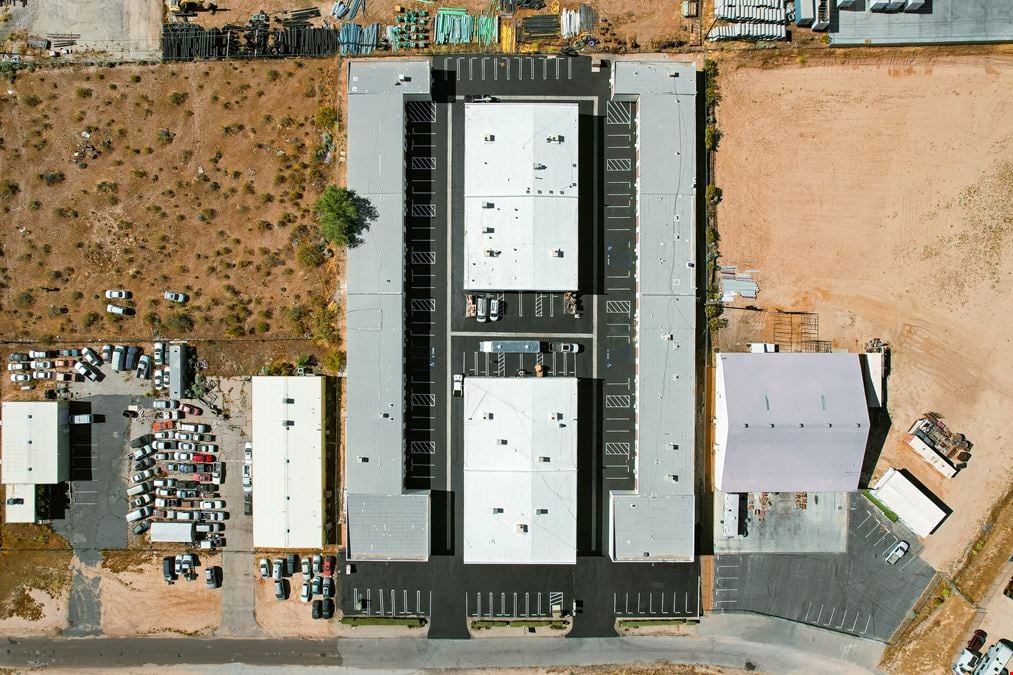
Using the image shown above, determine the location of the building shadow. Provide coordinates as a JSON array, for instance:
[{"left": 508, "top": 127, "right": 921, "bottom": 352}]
[{"left": 859, "top": 406, "right": 892, "bottom": 488}]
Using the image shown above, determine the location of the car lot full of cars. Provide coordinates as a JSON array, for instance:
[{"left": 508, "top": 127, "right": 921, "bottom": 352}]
[{"left": 259, "top": 552, "right": 335, "bottom": 620}]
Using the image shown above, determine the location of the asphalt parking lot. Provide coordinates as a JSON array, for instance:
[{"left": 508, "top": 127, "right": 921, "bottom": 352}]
[{"left": 714, "top": 492, "right": 936, "bottom": 641}]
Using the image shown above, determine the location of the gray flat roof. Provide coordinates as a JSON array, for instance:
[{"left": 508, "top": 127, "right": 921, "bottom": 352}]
[
  {"left": 715, "top": 353, "right": 870, "bottom": 494},
  {"left": 831, "top": 0, "right": 1013, "bottom": 45},
  {"left": 609, "top": 60, "right": 698, "bottom": 563},
  {"left": 345, "top": 293, "right": 405, "bottom": 496},
  {"left": 345, "top": 493, "right": 430, "bottom": 561},
  {"left": 344, "top": 59, "right": 431, "bottom": 563}
]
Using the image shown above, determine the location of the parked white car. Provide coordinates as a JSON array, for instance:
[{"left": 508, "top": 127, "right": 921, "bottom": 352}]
[
  {"left": 106, "top": 304, "right": 131, "bottom": 316},
  {"left": 200, "top": 500, "right": 225, "bottom": 510},
  {"left": 105, "top": 289, "right": 132, "bottom": 299},
  {"left": 163, "top": 291, "right": 189, "bottom": 303}
]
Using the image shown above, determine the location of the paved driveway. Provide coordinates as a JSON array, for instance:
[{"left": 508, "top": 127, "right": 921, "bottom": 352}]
[{"left": 714, "top": 492, "right": 936, "bottom": 641}]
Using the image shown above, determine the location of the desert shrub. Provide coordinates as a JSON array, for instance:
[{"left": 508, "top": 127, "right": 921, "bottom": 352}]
[
  {"left": 38, "top": 171, "right": 65, "bottom": 186},
  {"left": 75, "top": 87, "right": 93, "bottom": 98},
  {"left": 168, "top": 91, "right": 187, "bottom": 105},
  {"left": 315, "top": 105, "right": 337, "bottom": 129},
  {"left": 163, "top": 312, "right": 194, "bottom": 333},
  {"left": 82, "top": 311, "right": 100, "bottom": 327},
  {"left": 296, "top": 243, "right": 325, "bottom": 268},
  {"left": 0, "top": 180, "right": 19, "bottom": 199}
]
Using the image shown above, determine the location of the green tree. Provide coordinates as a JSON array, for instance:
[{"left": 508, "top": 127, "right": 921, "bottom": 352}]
[{"left": 314, "top": 186, "right": 358, "bottom": 247}]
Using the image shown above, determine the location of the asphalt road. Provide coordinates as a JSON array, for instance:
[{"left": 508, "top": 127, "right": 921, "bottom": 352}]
[{"left": 0, "top": 615, "right": 882, "bottom": 673}]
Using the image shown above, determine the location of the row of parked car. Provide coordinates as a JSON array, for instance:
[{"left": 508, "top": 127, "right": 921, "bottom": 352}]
[
  {"left": 8, "top": 349, "right": 87, "bottom": 384},
  {"left": 162, "top": 553, "right": 221, "bottom": 589},
  {"left": 106, "top": 289, "right": 189, "bottom": 316}
]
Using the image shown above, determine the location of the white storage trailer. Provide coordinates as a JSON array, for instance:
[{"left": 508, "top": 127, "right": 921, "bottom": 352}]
[{"left": 150, "top": 521, "right": 196, "bottom": 543}]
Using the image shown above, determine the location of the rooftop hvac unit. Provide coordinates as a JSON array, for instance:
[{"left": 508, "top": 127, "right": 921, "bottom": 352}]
[
  {"left": 886, "top": 0, "right": 905, "bottom": 9},
  {"left": 836, "top": 0, "right": 856, "bottom": 8},
  {"left": 551, "top": 249, "right": 564, "bottom": 258},
  {"left": 868, "top": 0, "right": 890, "bottom": 10},
  {"left": 516, "top": 523, "right": 528, "bottom": 533},
  {"left": 492, "top": 507, "right": 504, "bottom": 514},
  {"left": 533, "top": 162, "right": 546, "bottom": 170},
  {"left": 904, "top": 0, "right": 925, "bottom": 9},
  {"left": 537, "top": 456, "right": 551, "bottom": 463},
  {"left": 536, "top": 508, "right": 549, "bottom": 515},
  {"left": 482, "top": 412, "right": 494, "bottom": 420},
  {"left": 482, "top": 201, "right": 494, "bottom": 209},
  {"left": 484, "top": 134, "right": 495, "bottom": 142},
  {"left": 483, "top": 227, "right": 495, "bottom": 234},
  {"left": 281, "top": 420, "right": 294, "bottom": 428},
  {"left": 545, "top": 135, "right": 563, "bottom": 143},
  {"left": 356, "top": 456, "right": 369, "bottom": 463},
  {"left": 280, "top": 397, "right": 294, "bottom": 404}
]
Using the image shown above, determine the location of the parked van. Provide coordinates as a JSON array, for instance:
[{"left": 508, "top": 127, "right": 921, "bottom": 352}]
[
  {"left": 126, "top": 482, "right": 152, "bottom": 497},
  {"left": 126, "top": 506, "right": 152, "bottom": 522}
]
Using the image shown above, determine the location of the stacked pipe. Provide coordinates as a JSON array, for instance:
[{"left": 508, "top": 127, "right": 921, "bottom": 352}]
[
  {"left": 434, "top": 7, "right": 474, "bottom": 44},
  {"left": 520, "top": 13, "right": 559, "bottom": 40},
  {"left": 706, "top": 22, "right": 786, "bottom": 40}
]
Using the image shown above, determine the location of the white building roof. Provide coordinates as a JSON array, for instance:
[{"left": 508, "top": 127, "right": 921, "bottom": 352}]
[
  {"left": 463, "top": 377, "right": 578, "bottom": 565},
  {"left": 4, "top": 483, "right": 37, "bottom": 523},
  {"left": 463, "top": 102, "right": 579, "bottom": 291},
  {"left": 715, "top": 352, "right": 871, "bottom": 493},
  {"left": 150, "top": 521, "right": 195, "bottom": 543},
  {"left": 251, "top": 376, "right": 325, "bottom": 549},
  {"left": 872, "top": 468, "right": 947, "bottom": 538},
  {"left": 1, "top": 401, "right": 70, "bottom": 486}
]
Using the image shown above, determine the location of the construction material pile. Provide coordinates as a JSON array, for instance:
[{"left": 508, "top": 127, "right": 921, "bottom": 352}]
[
  {"left": 434, "top": 7, "right": 474, "bottom": 44},
  {"left": 709, "top": 0, "right": 788, "bottom": 41},
  {"left": 476, "top": 9, "right": 499, "bottom": 47},
  {"left": 387, "top": 7, "right": 430, "bottom": 51},
  {"left": 520, "top": 13, "right": 559, "bottom": 41},
  {"left": 328, "top": 0, "right": 366, "bottom": 19},
  {"left": 163, "top": 12, "right": 343, "bottom": 59},
  {"left": 560, "top": 4, "right": 596, "bottom": 38},
  {"left": 280, "top": 6, "right": 321, "bottom": 28},
  {"left": 339, "top": 22, "right": 381, "bottom": 54}
]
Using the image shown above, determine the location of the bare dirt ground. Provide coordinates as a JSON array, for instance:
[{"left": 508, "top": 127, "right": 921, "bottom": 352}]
[
  {"left": 93, "top": 550, "right": 222, "bottom": 636},
  {"left": 714, "top": 54, "right": 1013, "bottom": 672},
  {"left": 0, "top": 520, "right": 73, "bottom": 635},
  {"left": 1, "top": 59, "right": 342, "bottom": 372}
]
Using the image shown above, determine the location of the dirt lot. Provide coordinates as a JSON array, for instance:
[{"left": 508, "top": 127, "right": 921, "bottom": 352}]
[
  {"left": 94, "top": 550, "right": 222, "bottom": 636},
  {"left": 715, "top": 54, "right": 1013, "bottom": 671},
  {"left": 1, "top": 60, "right": 342, "bottom": 372},
  {"left": 0, "top": 520, "right": 73, "bottom": 636}
]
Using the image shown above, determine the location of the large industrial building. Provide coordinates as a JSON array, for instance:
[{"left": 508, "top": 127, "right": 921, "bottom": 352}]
[
  {"left": 1, "top": 401, "right": 70, "bottom": 524},
  {"left": 714, "top": 352, "right": 871, "bottom": 494},
  {"left": 251, "top": 376, "right": 326, "bottom": 549},
  {"left": 463, "top": 377, "right": 578, "bottom": 565},
  {"left": 344, "top": 59, "right": 431, "bottom": 562},
  {"left": 463, "top": 102, "right": 580, "bottom": 291},
  {"left": 607, "top": 62, "right": 698, "bottom": 564}
]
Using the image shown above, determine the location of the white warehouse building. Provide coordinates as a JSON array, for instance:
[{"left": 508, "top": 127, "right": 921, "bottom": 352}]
[
  {"left": 714, "top": 352, "right": 871, "bottom": 493},
  {"left": 463, "top": 102, "right": 580, "bottom": 292},
  {"left": 463, "top": 377, "right": 578, "bottom": 565},
  {"left": 1, "top": 401, "right": 70, "bottom": 524},
  {"left": 251, "top": 376, "right": 327, "bottom": 549}
]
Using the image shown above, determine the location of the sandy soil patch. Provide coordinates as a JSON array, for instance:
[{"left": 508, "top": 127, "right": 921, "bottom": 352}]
[
  {"left": 879, "top": 582, "right": 975, "bottom": 674},
  {"left": 253, "top": 574, "right": 337, "bottom": 638},
  {"left": 1, "top": 60, "right": 340, "bottom": 363},
  {"left": 0, "top": 586, "right": 69, "bottom": 636},
  {"left": 714, "top": 55, "right": 1013, "bottom": 573},
  {"left": 94, "top": 551, "right": 222, "bottom": 636}
]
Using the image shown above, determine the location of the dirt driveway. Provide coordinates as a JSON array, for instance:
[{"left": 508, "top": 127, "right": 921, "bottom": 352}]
[{"left": 714, "top": 55, "right": 1013, "bottom": 574}]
